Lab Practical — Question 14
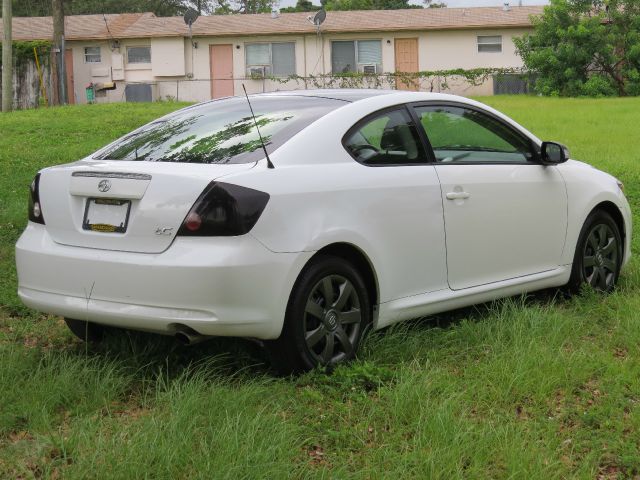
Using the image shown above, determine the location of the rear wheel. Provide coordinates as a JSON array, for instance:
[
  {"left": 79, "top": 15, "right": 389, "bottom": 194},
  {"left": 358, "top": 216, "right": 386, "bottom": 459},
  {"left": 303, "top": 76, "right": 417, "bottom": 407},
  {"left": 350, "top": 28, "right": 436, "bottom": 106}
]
[
  {"left": 568, "top": 210, "right": 622, "bottom": 293},
  {"left": 267, "top": 255, "right": 371, "bottom": 374},
  {"left": 64, "top": 318, "right": 105, "bottom": 343}
]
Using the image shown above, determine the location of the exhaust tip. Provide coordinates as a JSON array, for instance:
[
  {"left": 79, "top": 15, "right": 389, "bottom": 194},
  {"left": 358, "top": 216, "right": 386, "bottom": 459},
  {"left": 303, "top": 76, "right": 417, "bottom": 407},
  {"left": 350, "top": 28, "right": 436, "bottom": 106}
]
[
  {"left": 174, "top": 326, "right": 209, "bottom": 346},
  {"left": 175, "top": 331, "right": 191, "bottom": 345}
]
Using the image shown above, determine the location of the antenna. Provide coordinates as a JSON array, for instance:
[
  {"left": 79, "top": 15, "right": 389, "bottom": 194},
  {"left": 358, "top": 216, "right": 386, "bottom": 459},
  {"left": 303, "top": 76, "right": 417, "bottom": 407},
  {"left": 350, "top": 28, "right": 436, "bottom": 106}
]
[
  {"left": 313, "top": 9, "right": 326, "bottom": 26},
  {"left": 183, "top": 8, "right": 199, "bottom": 27},
  {"left": 242, "top": 84, "right": 275, "bottom": 170},
  {"left": 307, "top": 9, "right": 326, "bottom": 32},
  {"left": 183, "top": 8, "right": 199, "bottom": 45}
]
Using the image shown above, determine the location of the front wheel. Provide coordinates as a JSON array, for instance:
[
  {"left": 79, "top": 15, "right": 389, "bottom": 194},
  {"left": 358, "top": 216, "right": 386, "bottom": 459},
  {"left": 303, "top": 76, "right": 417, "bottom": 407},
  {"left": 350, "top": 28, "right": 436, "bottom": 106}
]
[
  {"left": 267, "top": 255, "right": 371, "bottom": 374},
  {"left": 568, "top": 210, "right": 622, "bottom": 293}
]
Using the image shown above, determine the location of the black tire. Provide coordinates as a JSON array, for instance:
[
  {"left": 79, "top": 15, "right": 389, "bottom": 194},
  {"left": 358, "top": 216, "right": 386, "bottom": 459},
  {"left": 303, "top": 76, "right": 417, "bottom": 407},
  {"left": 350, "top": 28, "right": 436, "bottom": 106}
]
[
  {"left": 266, "top": 254, "right": 371, "bottom": 374},
  {"left": 64, "top": 318, "right": 105, "bottom": 343},
  {"left": 567, "top": 210, "right": 623, "bottom": 293}
]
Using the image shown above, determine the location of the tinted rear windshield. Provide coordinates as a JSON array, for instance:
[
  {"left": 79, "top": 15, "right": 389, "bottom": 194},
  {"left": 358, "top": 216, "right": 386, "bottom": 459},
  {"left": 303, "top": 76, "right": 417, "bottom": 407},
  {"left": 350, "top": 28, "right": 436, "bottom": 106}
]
[{"left": 95, "top": 96, "right": 346, "bottom": 164}]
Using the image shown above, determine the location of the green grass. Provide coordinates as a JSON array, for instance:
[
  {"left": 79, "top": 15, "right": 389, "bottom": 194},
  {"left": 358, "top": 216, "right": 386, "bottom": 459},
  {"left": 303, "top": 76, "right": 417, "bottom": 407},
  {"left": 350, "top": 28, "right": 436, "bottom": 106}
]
[{"left": 1, "top": 97, "right": 640, "bottom": 479}]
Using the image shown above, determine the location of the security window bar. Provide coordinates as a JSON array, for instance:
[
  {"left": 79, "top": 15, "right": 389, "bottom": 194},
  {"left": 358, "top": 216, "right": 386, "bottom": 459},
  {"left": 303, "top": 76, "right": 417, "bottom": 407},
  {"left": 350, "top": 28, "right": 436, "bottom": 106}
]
[
  {"left": 245, "top": 42, "right": 296, "bottom": 77},
  {"left": 84, "top": 47, "right": 101, "bottom": 63},
  {"left": 127, "top": 46, "right": 151, "bottom": 64},
  {"left": 331, "top": 40, "right": 382, "bottom": 74},
  {"left": 477, "top": 35, "right": 502, "bottom": 53}
]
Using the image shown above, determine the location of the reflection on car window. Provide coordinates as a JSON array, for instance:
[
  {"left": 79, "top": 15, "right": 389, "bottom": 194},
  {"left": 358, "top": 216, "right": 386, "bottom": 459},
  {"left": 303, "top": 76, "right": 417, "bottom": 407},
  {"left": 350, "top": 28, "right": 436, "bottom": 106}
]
[
  {"left": 95, "top": 96, "right": 346, "bottom": 164},
  {"left": 415, "top": 105, "right": 533, "bottom": 164},
  {"left": 344, "top": 109, "right": 426, "bottom": 166}
]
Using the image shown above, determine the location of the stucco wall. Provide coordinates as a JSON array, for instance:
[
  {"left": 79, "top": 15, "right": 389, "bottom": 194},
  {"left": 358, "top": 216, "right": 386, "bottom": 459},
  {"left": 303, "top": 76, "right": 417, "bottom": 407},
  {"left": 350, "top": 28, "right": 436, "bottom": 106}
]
[
  {"left": 151, "top": 37, "right": 186, "bottom": 77},
  {"left": 66, "top": 25, "right": 531, "bottom": 104},
  {"left": 67, "top": 41, "right": 113, "bottom": 104}
]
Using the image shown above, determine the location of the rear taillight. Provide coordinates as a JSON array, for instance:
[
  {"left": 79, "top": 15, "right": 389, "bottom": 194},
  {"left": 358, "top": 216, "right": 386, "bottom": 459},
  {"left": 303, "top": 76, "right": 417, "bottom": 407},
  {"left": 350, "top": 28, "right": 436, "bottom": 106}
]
[
  {"left": 177, "top": 182, "right": 269, "bottom": 237},
  {"left": 28, "top": 173, "right": 45, "bottom": 225}
]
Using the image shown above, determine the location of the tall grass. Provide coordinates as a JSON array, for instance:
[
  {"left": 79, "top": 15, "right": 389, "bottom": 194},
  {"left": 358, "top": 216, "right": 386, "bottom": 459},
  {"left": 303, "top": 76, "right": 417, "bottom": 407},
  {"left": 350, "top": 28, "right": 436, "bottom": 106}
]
[{"left": 1, "top": 97, "right": 640, "bottom": 478}]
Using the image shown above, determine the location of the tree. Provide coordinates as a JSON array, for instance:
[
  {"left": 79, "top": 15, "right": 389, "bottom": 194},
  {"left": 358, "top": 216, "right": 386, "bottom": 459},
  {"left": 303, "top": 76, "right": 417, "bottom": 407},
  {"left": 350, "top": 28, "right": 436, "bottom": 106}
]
[
  {"left": 4, "top": 0, "right": 187, "bottom": 17},
  {"left": 213, "top": 0, "right": 276, "bottom": 14},
  {"left": 2, "top": 0, "right": 12, "bottom": 112},
  {"left": 52, "top": 0, "right": 66, "bottom": 104},
  {"left": 514, "top": 0, "right": 640, "bottom": 96},
  {"left": 322, "top": 0, "right": 422, "bottom": 10},
  {"left": 424, "top": 0, "right": 446, "bottom": 7},
  {"left": 2, "top": 0, "right": 276, "bottom": 16},
  {"left": 280, "top": 0, "right": 320, "bottom": 13}
]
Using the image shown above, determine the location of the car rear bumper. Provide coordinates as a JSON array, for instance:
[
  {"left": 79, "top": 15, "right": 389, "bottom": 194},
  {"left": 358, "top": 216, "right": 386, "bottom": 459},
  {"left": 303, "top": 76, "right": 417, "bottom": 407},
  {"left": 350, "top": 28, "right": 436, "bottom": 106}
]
[{"left": 16, "top": 223, "right": 313, "bottom": 339}]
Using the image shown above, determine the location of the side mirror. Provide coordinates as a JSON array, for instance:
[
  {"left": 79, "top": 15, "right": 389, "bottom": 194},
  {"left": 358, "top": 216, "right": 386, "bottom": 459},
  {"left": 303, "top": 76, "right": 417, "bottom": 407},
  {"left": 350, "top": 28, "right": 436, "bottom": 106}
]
[{"left": 541, "top": 141, "right": 570, "bottom": 164}]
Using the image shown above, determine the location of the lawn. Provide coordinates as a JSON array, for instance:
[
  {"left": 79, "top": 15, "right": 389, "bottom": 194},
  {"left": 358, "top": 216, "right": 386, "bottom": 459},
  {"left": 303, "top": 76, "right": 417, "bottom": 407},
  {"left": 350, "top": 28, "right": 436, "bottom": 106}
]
[{"left": 1, "top": 97, "right": 640, "bottom": 479}]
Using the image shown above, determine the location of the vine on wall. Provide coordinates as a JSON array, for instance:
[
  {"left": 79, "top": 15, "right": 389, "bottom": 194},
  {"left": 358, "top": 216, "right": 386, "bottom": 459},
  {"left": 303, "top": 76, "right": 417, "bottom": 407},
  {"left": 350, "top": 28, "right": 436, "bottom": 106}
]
[
  {"left": 260, "top": 68, "right": 524, "bottom": 91},
  {"left": 0, "top": 41, "right": 51, "bottom": 67}
]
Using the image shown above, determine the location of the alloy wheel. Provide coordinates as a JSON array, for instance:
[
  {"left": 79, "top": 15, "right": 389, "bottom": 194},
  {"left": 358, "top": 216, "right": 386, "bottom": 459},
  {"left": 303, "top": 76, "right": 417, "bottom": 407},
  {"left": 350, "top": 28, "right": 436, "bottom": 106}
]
[
  {"left": 582, "top": 223, "right": 619, "bottom": 291},
  {"left": 303, "top": 274, "right": 363, "bottom": 365}
]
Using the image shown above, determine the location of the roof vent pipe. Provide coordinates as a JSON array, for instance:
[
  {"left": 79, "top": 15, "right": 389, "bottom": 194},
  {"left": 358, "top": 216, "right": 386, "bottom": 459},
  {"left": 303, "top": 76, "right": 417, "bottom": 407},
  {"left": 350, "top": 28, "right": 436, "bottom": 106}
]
[
  {"left": 503, "top": 2, "right": 511, "bottom": 11},
  {"left": 271, "top": 9, "right": 279, "bottom": 18}
]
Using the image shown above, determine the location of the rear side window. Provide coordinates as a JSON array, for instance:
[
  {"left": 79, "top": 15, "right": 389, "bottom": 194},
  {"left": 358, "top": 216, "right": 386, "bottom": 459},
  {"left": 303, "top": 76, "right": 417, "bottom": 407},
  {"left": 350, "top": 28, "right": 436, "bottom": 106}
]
[
  {"left": 343, "top": 108, "right": 427, "bottom": 166},
  {"left": 96, "top": 96, "right": 346, "bottom": 164}
]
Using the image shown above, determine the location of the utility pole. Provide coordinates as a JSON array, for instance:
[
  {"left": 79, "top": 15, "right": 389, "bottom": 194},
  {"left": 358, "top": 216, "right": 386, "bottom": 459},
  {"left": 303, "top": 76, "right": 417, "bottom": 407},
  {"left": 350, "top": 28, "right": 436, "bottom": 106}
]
[
  {"left": 52, "top": 0, "right": 67, "bottom": 104},
  {"left": 2, "top": 0, "right": 13, "bottom": 112}
]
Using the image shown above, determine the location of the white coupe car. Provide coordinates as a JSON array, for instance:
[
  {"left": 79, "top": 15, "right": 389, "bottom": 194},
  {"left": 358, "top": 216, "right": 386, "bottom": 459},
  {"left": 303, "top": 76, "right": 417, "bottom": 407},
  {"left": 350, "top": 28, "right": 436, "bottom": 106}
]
[{"left": 16, "top": 90, "right": 632, "bottom": 373}]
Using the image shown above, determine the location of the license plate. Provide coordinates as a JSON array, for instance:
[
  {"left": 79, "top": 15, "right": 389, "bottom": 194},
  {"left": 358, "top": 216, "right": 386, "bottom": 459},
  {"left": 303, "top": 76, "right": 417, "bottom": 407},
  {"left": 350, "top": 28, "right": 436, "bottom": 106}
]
[{"left": 82, "top": 198, "right": 131, "bottom": 233}]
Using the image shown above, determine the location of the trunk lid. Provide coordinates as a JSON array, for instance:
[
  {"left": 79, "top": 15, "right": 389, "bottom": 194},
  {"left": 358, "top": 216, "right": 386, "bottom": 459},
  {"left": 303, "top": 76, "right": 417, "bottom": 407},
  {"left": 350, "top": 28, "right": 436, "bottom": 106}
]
[{"left": 39, "top": 160, "right": 254, "bottom": 253}]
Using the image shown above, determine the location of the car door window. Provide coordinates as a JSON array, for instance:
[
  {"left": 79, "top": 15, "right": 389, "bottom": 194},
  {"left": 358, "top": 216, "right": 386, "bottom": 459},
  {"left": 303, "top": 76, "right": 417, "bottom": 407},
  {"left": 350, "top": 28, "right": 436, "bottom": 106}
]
[
  {"left": 414, "top": 105, "right": 535, "bottom": 164},
  {"left": 344, "top": 108, "right": 427, "bottom": 166}
]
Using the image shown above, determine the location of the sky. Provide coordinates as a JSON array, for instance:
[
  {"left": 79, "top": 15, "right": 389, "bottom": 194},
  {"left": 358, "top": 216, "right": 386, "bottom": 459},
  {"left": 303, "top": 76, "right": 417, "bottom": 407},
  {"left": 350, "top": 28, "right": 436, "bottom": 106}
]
[{"left": 278, "top": 0, "right": 549, "bottom": 9}]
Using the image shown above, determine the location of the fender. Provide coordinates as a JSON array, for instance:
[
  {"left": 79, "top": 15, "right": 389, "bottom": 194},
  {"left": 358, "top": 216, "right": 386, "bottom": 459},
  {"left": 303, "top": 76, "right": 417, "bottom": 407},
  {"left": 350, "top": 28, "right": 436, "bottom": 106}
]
[{"left": 557, "top": 161, "right": 632, "bottom": 266}]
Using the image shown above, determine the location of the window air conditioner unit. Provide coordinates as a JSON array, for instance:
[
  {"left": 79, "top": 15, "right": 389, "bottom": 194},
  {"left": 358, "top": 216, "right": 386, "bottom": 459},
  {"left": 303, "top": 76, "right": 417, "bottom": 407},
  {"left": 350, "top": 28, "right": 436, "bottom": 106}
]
[
  {"left": 360, "top": 64, "right": 378, "bottom": 74},
  {"left": 248, "top": 66, "right": 267, "bottom": 78}
]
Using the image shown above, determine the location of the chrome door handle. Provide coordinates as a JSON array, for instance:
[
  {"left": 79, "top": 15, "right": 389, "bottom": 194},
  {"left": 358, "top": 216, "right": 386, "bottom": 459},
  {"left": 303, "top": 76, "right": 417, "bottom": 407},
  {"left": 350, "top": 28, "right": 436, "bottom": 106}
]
[{"left": 446, "top": 191, "right": 470, "bottom": 200}]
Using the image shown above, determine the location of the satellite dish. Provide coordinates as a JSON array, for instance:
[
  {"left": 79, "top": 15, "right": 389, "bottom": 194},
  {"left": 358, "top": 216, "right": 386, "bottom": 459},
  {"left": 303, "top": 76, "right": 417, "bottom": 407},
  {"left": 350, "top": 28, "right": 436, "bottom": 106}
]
[
  {"left": 183, "top": 8, "right": 199, "bottom": 27},
  {"left": 313, "top": 9, "right": 326, "bottom": 27}
]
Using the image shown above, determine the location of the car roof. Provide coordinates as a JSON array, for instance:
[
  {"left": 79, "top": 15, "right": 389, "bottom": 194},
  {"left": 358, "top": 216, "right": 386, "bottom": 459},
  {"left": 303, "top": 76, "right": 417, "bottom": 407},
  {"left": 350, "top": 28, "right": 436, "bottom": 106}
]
[
  {"left": 252, "top": 89, "right": 479, "bottom": 104},
  {"left": 252, "top": 88, "right": 416, "bottom": 102},
  {"left": 254, "top": 89, "right": 397, "bottom": 103}
]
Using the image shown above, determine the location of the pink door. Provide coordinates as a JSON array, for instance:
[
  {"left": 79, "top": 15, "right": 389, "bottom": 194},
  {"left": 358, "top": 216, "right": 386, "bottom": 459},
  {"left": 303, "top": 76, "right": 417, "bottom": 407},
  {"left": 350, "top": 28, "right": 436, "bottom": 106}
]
[{"left": 209, "top": 44, "right": 234, "bottom": 99}]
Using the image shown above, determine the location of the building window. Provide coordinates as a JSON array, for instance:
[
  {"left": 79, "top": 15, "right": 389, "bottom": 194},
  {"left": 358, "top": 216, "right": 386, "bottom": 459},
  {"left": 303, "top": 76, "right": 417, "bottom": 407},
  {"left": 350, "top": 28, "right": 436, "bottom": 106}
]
[
  {"left": 331, "top": 40, "right": 382, "bottom": 74},
  {"left": 127, "top": 46, "right": 151, "bottom": 64},
  {"left": 84, "top": 46, "right": 101, "bottom": 63},
  {"left": 245, "top": 42, "right": 296, "bottom": 77},
  {"left": 477, "top": 35, "right": 503, "bottom": 53}
]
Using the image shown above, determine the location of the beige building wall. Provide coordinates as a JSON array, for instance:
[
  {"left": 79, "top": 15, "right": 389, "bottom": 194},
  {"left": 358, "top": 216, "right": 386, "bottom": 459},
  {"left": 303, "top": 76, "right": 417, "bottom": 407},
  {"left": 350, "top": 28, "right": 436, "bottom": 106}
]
[
  {"left": 67, "top": 26, "right": 531, "bottom": 104},
  {"left": 420, "top": 28, "right": 528, "bottom": 70},
  {"left": 420, "top": 28, "right": 530, "bottom": 95},
  {"left": 151, "top": 37, "right": 186, "bottom": 77},
  {"left": 67, "top": 40, "right": 114, "bottom": 104}
]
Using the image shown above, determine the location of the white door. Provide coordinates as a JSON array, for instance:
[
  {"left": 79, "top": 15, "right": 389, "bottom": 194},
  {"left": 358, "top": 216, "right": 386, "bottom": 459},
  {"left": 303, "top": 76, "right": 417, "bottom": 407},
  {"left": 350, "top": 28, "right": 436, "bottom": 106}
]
[
  {"left": 413, "top": 104, "right": 568, "bottom": 290},
  {"left": 343, "top": 106, "right": 448, "bottom": 300}
]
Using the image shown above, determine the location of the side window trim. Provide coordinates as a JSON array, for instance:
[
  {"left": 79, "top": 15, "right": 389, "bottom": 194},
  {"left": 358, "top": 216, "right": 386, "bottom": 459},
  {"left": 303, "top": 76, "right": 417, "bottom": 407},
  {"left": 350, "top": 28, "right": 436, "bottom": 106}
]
[
  {"left": 408, "top": 101, "right": 541, "bottom": 165},
  {"left": 405, "top": 104, "right": 437, "bottom": 164},
  {"left": 341, "top": 105, "right": 432, "bottom": 167}
]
